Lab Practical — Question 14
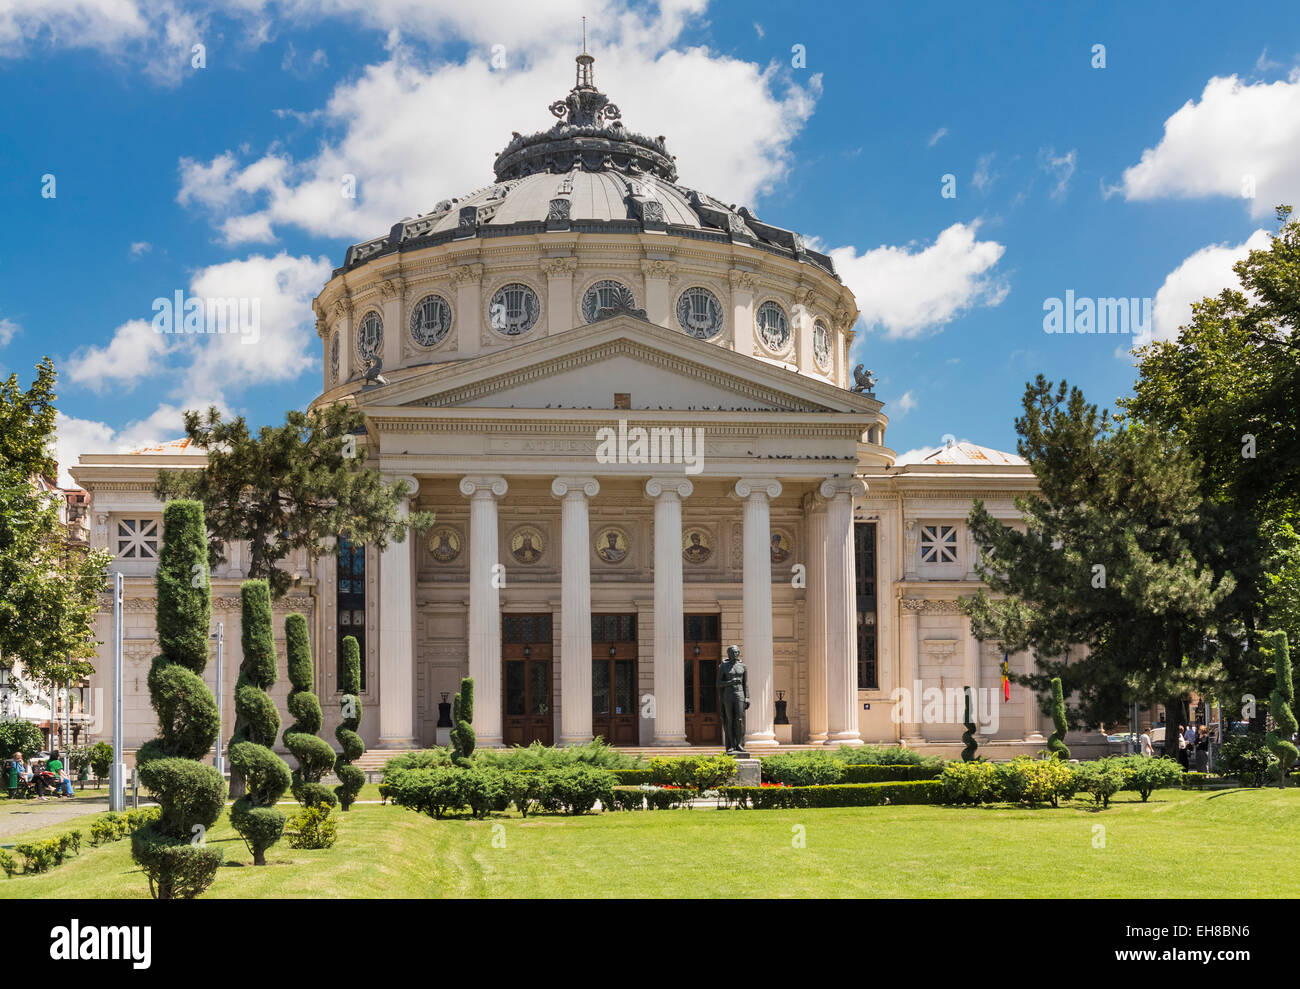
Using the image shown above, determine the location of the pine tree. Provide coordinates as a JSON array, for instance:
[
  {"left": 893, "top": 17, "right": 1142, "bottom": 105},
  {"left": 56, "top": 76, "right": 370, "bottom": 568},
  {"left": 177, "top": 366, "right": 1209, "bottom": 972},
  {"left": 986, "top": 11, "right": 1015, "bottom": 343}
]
[
  {"left": 965, "top": 377, "right": 1237, "bottom": 732},
  {"left": 333, "top": 635, "right": 365, "bottom": 810},
  {"left": 155, "top": 404, "right": 431, "bottom": 598},
  {"left": 282, "top": 613, "right": 337, "bottom": 808},
  {"left": 131, "top": 500, "right": 226, "bottom": 899},
  {"left": 1047, "top": 677, "right": 1070, "bottom": 760},
  {"left": 229, "top": 580, "right": 291, "bottom": 865},
  {"left": 451, "top": 676, "right": 475, "bottom": 766}
]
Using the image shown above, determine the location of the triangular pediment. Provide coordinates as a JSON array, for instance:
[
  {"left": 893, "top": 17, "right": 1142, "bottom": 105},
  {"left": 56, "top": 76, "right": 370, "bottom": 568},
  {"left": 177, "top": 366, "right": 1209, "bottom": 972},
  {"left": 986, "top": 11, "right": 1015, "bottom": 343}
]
[{"left": 362, "top": 315, "right": 879, "bottom": 415}]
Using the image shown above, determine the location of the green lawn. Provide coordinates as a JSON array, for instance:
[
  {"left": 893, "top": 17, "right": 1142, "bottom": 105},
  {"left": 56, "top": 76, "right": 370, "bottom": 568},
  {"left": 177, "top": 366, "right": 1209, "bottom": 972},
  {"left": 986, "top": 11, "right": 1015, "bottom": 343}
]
[{"left": 3, "top": 787, "right": 1297, "bottom": 898}]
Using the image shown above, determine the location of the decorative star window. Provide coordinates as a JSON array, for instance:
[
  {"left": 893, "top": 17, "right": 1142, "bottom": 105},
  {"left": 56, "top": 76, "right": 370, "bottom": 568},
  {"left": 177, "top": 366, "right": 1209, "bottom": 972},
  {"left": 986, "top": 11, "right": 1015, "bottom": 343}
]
[
  {"left": 676, "top": 287, "right": 724, "bottom": 339},
  {"left": 357, "top": 311, "right": 383, "bottom": 360},
  {"left": 920, "top": 524, "right": 959, "bottom": 564},
  {"left": 116, "top": 518, "right": 160, "bottom": 559},
  {"left": 755, "top": 301, "right": 791, "bottom": 352},
  {"left": 410, "top": 294, "right": 452, "bottom": 347},
  {"left": 489, "top": 283, "right": 541, "bottom": 336}
]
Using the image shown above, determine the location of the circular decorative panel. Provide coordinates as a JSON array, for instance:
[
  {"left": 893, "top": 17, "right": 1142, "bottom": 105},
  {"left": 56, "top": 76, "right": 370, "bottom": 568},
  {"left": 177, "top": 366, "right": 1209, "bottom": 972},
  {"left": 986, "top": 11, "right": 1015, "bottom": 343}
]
[
  {"left": 410, "top": 294, "right": 452, "bottom": 347},
  {"left": 509, "top": 525, "right": 545, "bottom": 565},
  {"left": 682, "top": 527, "right": 713, "bottom": 565},
  {"left": 428, "top": 526, "right": 462, "bottom": 563},
  {"left": 489, "top": 283, "right": 541, "bottom": 336},
  {"left": 594, "top": 526, "right": 630, "bottom": 565},
  {"left": 756, "top": 301, "right": 791, "bottom": 352},
  {"left": 675, "top": 286, "right": 724, "bottom": 339},
  {"left": 813, "top": 319, "right": 831, "bottom": 370},
  {"left": 582, "top": 280, "right": 634, "bottom": 323},
  {"left": 770, "top": 529, "right": 793, "bottom": 565},
  {"left": 357, "top": 310, "right": 383, "bottom": 360}
]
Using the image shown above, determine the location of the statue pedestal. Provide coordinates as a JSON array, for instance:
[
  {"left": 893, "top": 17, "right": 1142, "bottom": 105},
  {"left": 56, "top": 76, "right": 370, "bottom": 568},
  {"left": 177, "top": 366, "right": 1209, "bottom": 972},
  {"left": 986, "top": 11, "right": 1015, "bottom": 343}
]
[
  {"left": 733, "top": 759, "right": 761, "bottom": 787},
  {"left": 435, "top": 727, "right": 451, "bottom": 747}
]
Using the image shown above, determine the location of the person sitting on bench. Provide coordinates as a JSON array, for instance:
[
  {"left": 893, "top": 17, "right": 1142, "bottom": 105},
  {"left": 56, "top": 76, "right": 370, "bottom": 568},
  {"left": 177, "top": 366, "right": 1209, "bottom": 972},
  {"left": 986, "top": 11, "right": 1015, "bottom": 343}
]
[{"left": 47, "top": 750, "right": 74, "bottom": 797}]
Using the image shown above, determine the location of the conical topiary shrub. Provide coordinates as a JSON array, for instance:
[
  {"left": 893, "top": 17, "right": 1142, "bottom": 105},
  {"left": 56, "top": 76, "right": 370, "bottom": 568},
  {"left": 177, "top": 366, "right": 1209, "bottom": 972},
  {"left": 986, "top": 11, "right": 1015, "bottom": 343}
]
[
  {"left": 451, "top": 676, "right": 475, "bottom": 766},
  {"left": 131, "top": 499, "right": 227, "bottom": 899},
  {"left": 334, "top": 635, "right": 365, "bottom": 811},
  {"left": 282, "top": 612, "right": 337, "bottom": 809},
  {"left": 961, "top": 685, "right": 979, "bottom": 762},
  {"left": 1046, "top": 676, "right": 1070, "bottom": 760},
  {"left": 229, "top": 579, "right": 291, "bottom": 865},
  {"left": 1264, "top": 631, "right": 1297, "bottom": 787}
]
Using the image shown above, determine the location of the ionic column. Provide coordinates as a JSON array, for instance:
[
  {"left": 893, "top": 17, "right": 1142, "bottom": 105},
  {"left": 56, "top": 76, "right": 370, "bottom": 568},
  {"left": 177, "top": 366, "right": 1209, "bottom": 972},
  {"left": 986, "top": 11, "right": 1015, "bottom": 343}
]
[
  {"left": 732, "top": 478, "right": 782, "bottom": 749},
  {"left": 552, "top": 476, "right": 599, "bottom": 745},
  {"left": 378, "top": 475, "right": 419, "bottom": 747},
  {"left": 823, "top": 477, "right": 867, "bottom": 747},
  {"left": 802, "top": 490, "right": 829, "bottom": 744},
  {"left": 899, "top": 599, "right": 923, "bottom": 742},
  {"left": 645, "top": 477, "right": 693, "bottom": 746},
  {"left": 460, "top": 475, "right": 508, "bottom": 747}
]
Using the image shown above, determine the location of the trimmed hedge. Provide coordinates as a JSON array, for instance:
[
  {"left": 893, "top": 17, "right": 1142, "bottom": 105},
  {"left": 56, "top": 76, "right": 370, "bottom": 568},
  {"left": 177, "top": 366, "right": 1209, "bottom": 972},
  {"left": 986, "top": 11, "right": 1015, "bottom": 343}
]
[
  {"left": 837, "top": 763, "right": 943, "bottom": 783},
  {"left": 722, "top": 780, "right": 944, "bottom": 808}
]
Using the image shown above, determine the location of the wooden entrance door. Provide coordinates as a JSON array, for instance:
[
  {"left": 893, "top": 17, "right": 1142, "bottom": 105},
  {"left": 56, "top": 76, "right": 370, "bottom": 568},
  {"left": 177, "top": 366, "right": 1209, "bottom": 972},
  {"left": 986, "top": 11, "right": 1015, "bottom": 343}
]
[
  {"left": 591, "top": 613, "right": 638, "bottom": 745},
  {"left": 502, "top": 613, "right": 553, "bottom": 746},
  {"left": 684, "top": 614, "right": 722, "bottom": 745}
]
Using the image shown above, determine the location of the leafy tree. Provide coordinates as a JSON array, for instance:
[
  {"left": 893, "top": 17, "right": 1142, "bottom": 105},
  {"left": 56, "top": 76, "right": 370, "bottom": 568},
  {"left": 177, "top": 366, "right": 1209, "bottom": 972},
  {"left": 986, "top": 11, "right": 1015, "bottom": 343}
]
[
  {"left": 333, "top": 635, "right": 364, "bottom": 810},
  {"left": 0, "top": 358, "right": 110, "bottom": 685},
  {"left": 228, "top": 580, "right": 291, "bottom": 865},
  {"left": 451, "top": 676, "right": 475, "bottom": 766},
  {"left": 1047, "top": 677, "right": 1070, "bottom": 760},
  {"left": 282, "top": 612, "right": 337, "bottom": 808},
  {"left": 1122, "top": 207, "right": 1300, "bottom": 709},
  {"left": 155, "top": 404, "right": 432, "bottom": 598},
  {"left": 131, "top": 500, "right": 226, "bottom": 899},
  {"left": 964, "top": 377, "right": 1237, "bottom": 735}
]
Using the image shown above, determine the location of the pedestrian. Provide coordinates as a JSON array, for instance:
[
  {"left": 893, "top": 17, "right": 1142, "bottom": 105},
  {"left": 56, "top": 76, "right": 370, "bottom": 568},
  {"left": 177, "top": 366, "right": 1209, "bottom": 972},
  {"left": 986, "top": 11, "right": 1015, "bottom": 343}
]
[
  {"left": 1139, "top": 727, "right": 1154, "bottom": 758},
  {"left": 1195, "top": 725, "right": 1210, "bottom": 772},
  {"left": 46, "top": 749, "right": 74, "bottom": 798}
]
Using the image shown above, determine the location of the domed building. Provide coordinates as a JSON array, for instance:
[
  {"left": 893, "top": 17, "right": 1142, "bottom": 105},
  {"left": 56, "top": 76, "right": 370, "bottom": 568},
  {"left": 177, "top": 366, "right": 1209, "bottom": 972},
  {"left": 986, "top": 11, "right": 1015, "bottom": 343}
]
[{"left": 72, "top": 50, "right": 1092, "bottom": 760}]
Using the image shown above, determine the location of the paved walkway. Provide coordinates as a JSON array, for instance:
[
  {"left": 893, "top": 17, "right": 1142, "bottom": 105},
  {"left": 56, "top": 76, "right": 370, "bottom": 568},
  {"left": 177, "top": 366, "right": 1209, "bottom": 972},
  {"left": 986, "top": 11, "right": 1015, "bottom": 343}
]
[{"left": 0, "top": 794, "right": 114, "bottom": 840}]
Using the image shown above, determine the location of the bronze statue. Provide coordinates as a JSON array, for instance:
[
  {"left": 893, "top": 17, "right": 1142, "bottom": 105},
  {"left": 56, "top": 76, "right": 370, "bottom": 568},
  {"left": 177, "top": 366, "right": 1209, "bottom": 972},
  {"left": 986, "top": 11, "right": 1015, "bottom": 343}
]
[{"left": 717, "top": 644, "right": 749, "bottom": 757}]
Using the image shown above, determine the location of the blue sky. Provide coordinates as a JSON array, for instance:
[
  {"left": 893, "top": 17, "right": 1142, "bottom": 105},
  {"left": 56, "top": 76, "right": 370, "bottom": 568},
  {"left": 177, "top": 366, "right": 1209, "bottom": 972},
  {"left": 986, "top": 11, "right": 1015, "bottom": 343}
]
[{"left": 1, "top": 0, "right": 1297, "bottom": 482}]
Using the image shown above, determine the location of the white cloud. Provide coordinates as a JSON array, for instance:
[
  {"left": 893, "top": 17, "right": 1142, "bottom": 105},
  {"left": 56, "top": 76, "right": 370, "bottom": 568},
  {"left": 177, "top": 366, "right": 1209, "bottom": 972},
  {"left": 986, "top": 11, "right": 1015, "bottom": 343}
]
[
  {"left": 971, "top": 152, "right": 997, "bottom": 194},
  {"left": 1039, "top": 147, "right": 1076, "bottom": 200},
  {"left": 62, "top": 252, "right": 330, "bottom": 398},
  {"left": 53, "top": 402, "right": 218, "bottom": 487},
  {"left": 892, "top": 390, "right": 917, "bottom": 415},
  {"left": 830, "top": 222, "right": 1008, "bottom": 339},
  {"left": 1118, "top": 72, "right": 1300, "bottom": 218},
  {"left": 1137, "top": 228, "right": 1272, "bottom": 347},
  {"left": 175, "top": 12, "right": 820, "bottom": 243},
  {"left": 129, "top": 240, "right": 151, "bottom": 258},
  {"left": 63, "top": 318, "right": 171, "bottom": 394},
  {"left": 927, "top": 126, "right": 947, "bottom": 148},
  {"left": 0, "top": 317, "right": 19, "bottom": 347}
]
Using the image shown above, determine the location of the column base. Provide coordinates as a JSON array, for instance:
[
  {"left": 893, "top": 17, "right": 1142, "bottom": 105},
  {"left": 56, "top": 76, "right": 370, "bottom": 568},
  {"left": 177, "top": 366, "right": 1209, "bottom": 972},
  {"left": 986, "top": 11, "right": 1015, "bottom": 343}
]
[
  {"left": 807, "top": 731, "right": 829, "bottom": 744},
  {"left": 652, "top": 735, "right": 691, "bottom": 747},
  {"left": 377, "top": 736, "right": 418, "bottom": 749},
  {"left": 559, "top": 734, "right": 595, "bottom": 746},
  {"left": 1023, "top": 731, "right": 1047, "bottom": 742},
  {"left": 744, "top": 733, "right": 779, "bottom": 749},
  {"left": 476, "top": 734, "right": 506, "bottom": 749},
  {"left": 826, "top": 731, "right": 863, "bottom": 747}
]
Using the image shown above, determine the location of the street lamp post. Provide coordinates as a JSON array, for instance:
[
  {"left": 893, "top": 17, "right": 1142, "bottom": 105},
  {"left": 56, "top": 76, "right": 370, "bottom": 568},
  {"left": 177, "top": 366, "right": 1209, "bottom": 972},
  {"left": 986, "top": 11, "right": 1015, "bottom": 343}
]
[
  {"left": 213, "top": 622, "right": 225, "bottom": 775},
  {"left": 110, "top": 571, "right": 125, "bottom": 812}
]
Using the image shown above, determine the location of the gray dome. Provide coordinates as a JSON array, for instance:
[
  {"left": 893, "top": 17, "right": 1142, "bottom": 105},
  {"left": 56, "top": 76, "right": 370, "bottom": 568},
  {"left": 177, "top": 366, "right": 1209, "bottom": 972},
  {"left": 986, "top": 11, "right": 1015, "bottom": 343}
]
[{"left": 339, "top": 51, "right": 838, "bottom": 281}]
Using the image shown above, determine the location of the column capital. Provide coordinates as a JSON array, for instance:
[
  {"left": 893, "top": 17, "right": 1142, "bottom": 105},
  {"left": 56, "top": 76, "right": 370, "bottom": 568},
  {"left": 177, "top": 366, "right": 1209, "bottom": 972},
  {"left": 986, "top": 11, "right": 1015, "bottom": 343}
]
[
  {"left": 732, "top": 477, "right": 782, "bottom": 501},
  {"left": 386, "top": 475, "right": 420, "bottom": 500},
  {"left": 801, "top": 489, "right": 828, "bottom": 515},
  {"left": 818, "top": 476, "right": 867, "bottom": 500},
  {"left": 551, "top": 476, "right": 600, "bottom": 499},
  {"left": 459, "top": 475, "right": 508, "bottom": 499},
  {"left": 644, "top": 477, "right": 694, "bottom": 500}
]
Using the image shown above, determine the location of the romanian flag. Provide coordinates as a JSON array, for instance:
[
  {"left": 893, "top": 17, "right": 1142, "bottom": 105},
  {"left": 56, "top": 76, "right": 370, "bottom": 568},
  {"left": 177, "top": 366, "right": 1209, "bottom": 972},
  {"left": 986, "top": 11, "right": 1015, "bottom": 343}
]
[{"left": 1001, "top": 656, "right": 1011, "bottom": 702}]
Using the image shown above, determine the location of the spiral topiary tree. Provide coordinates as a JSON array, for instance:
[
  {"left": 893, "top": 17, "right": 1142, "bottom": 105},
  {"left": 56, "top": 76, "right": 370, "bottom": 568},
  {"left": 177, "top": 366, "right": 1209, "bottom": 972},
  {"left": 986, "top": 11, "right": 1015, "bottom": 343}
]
[
  {"left": 1264, "top": 631, "right": 1297, "bottom": 787},
  {"left": 1046, "top": 676, "right": 1070, "bottom": 760},
  {"left": 229, "top": 579, "right": 292, "bottom": 865},
  {"left": 282, "top": 613, "right": 337, "bottom": 809},
  {"left": 450, "top": 676, "right": 475, "bottom": 766},
  {"left": 961, "top": 685, "right": 979, "bottom": 762},
  {"left": 131, "top": 499, "right": 227, "bottom": 899},
  {"left": 333, "top": 635, "right": 365, "bottom": 810}
]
